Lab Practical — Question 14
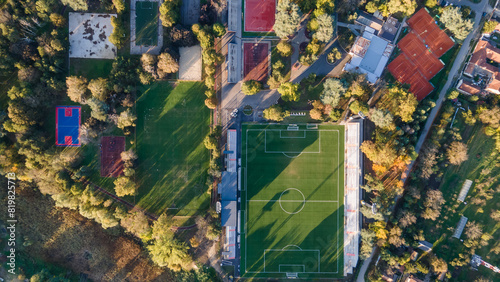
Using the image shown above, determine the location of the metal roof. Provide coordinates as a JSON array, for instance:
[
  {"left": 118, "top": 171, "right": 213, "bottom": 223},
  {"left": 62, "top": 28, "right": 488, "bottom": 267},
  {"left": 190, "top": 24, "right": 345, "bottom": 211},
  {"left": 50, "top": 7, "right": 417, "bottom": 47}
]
[
  {"left": 219, "top": 171, "right": 237, "bottom": 201},
  {"left": 221, "top": 200, "right": 237, "bottom": 227}
]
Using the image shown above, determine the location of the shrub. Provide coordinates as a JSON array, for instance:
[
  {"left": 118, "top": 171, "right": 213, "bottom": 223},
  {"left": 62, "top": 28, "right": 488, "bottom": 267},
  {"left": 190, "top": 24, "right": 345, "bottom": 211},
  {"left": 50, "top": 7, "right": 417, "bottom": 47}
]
[
  {"left": 276, "top": 41, "right": 293, "bottom": 57},
  {"left": 241, "top": 80, "right": 262, "bottom": 95},
  {"left": 213, "top": 23, "right": 226, "bottom": 37},
  {"left": 205, "top": 96, "right": 217, "bottom": 109}
]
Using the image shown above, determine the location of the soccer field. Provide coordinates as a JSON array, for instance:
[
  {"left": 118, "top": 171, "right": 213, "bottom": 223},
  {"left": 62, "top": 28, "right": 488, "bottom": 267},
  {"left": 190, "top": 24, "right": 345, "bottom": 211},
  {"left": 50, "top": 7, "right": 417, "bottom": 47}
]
[
  {"left": 135, "top": 82, "right": 210, "bottom": 216},
  {"left": 135, "top": 1, "right": 159, "bottom": 46},
  {"left": 241, "top": 124, "right": 345, "bottom": 279}
]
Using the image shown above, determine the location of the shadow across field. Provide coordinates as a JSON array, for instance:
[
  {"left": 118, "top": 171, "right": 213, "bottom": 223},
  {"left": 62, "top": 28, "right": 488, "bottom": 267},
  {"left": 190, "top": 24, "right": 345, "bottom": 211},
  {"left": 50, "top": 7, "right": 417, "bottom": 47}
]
[{"left": 135, "top": 82, "right": 210, "bottom": 216}]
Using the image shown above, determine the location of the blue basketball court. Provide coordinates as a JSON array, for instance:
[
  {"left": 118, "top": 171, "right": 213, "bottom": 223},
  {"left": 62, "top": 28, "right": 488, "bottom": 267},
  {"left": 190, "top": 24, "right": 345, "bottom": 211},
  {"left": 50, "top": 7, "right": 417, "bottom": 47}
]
[{"left": 56, "top": 106, "right": 81, "bottom": 147}]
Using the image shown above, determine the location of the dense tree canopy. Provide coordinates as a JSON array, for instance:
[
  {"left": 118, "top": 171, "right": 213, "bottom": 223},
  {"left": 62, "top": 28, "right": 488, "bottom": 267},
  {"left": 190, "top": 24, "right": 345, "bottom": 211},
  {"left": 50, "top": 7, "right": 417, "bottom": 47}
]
[
  {"left": 263, "top": 105, "right": 290, "bottom": 121},
  {"left": 320, "top": 78, "right": 346, "bottom": 107},
  {"left": 446, "top": 141, "right": 468, "bottom": 165},
  {"left": 441, "top": 7, "right": 474, "bottom": 40},
  {"left": 273, "top": 0, "right": 301, "bottom": 39},
  {"left": 313, "top": 14, "right": 334, "bottom": 43},
  {"left": 278, "top": 82, "right": 300, "bottom": 102}
]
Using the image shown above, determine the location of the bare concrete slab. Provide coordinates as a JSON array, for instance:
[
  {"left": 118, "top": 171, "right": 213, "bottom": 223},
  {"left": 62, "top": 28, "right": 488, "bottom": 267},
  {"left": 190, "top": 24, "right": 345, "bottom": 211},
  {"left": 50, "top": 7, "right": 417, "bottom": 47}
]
[
  {"left": 69, "top": 13, "right": 117, "bottom": 59},
  {"left": 179, "top": 45, "right": 202, "bottom": 81}
]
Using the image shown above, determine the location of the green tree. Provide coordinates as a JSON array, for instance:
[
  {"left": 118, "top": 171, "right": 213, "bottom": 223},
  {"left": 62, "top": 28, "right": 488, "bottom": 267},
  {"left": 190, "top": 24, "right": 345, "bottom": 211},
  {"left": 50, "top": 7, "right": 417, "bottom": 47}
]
[
  {"left": 66, "top": 76, "right": 88, "bottom": 103},
  {"left": 263, "top": 105, "right": 290, "bottom": 121},
  {"left": 360, "top": 140, "right": 398, "bottom": 168},
  {"left": 441, "top": 6, "right": 474, "bottom": 40},
  {"left": 120, "top": 211, "right": 151, "bottom": 238},
  {"left": 241, "top": 80, "right": 262, "bottom": 95},
  {"left": 321, "top": 78, "right": 346, "bottom": 107},
  {"left": 114, "top": 176, "right": 137, "bottom": 197},
  {"left": 276, "top": 40, "right": 293, "bottom": 57},
  {"left": 369, "top": 108, "right": 394, "bottom": 129},
  {"left": 204, "top": 135, "right": 218, "bottom": 150},
  {"left": 387, "top": 0, "right": 416, "bottom": 17},
  {"left": 212, "top": 23, "right": 226, "bottom": 37},
  {"left": 205, "top": 96, "right": 218, "bottom": 109},
  {"left": 88, "top": 78, "right": 109, "bottom": 101},
  {"left": 349, "top": 100, "right": 369, "bottom": 115},
  {"left": 157, "top": 52, "right": 179, "bottom": 77},
  {"left": 425, "top": 0, "right": 437, "bottom": 8},
  {"left": 87, "top": 97, "right": 109, "bottom": 121},
  {"left": 61, "top": 0, "right": 88, "bottom": 11},
  {"left": 112, "top": 0, "right": 126, "bottom": 13},
  {"left": 278, "top": 82, "right": 300, "bottom": 102},
  {"left": 109, "top": 16, "right": 127, "bottom": 49},
  {"left": 148, "top": 234, "right": 192, "bottom": 271},
  {"left": 117, "top": 108, "right": 137, "bottom": 129},
  {"left": 482, "top": 20, "right": 498, "bottom": 34},
  {"left": 160, "top": 0, "right": 180, "bottom": 28},
  {"left": 365, "top": 1, "right": 378, "bottom": 13},
  {"left": 313, "top": 14, "right": 334, "bottom": 43},
  {"left": 273, "top": 0, "right": 301, "bottom": 39},
  {"left": 446, "top": 141, "right": 468, "bottom": 165},
  {"left": 386, "top": 86, "right": 418, "bottom": 122},
  {"left": 327, "top": 48, "right": 342, "bottom": 63}
]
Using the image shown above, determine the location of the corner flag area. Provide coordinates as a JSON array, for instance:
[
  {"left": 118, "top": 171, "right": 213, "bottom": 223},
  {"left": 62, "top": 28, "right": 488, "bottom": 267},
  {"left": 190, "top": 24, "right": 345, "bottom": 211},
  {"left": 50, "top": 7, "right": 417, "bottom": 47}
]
[
  {"left": 240, "top": 124, "right": 345, "bottom": 279},
  {"left": 56, "top": 106, "right": 81, "bottom": 147},
  {"left": 244, "top": 0, "right": 275, "bottom": 32}
]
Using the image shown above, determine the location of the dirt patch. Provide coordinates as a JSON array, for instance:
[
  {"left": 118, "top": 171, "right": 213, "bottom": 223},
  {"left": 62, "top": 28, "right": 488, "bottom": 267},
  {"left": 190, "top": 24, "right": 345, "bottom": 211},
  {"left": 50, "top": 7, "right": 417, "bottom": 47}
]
[{"left": 0, "top": 184, "right": 172, "bottom": 281}]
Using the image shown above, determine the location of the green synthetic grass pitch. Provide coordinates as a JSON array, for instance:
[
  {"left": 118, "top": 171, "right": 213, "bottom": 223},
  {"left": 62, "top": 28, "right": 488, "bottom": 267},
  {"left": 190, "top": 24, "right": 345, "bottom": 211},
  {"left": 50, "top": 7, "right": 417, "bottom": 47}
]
[
  {"left": 241, "top": 124, "right": 345, "bottom": 279},
  {"left": 135, "top": 81, "right": 210, "bottom": 216},
  {"left": 135, "top": 1, "right": 159, "bottom": 46}
]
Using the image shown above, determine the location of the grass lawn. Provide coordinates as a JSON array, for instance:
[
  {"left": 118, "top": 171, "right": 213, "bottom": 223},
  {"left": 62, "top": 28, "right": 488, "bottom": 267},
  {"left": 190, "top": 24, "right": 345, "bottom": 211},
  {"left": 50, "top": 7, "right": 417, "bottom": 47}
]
[
  {"left": 135, "top": 1, "right": 159, "bottom": 46},
  {"left": 428, "top": 45, "right": 460, "bottom": 100},
  {"left": 240, "top": 123, "right": 344, "bottom": 279},
  {"left": 135, "top": 81, "right": 210, "bottom": 216},
  {"left": 69, "top": 58, "right": 113, "bottom": 80},
  {"left": 425, "top": 119, "right": 500, "bottom": 280}
]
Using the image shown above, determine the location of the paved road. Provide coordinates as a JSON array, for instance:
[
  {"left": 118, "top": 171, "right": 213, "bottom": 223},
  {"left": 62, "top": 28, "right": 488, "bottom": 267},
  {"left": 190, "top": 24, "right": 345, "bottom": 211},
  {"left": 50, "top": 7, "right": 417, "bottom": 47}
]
[
  {"left": 402, "top": 0, "right": 488, "bottom": 183},
  {"left": 356, "top": 2, "right": 488, "bottom": 281}
]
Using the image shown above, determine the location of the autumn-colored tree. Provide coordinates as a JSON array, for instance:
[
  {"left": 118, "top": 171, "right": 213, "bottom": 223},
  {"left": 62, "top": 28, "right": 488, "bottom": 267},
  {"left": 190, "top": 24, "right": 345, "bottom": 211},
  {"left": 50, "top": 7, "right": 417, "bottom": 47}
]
[
  {"left": 446, "top": 141, "right": 468, "bottom": 165},
  {"left": 66, "top": 76, "right": 88, "bottom": 103},
  {"left": 360, "top": 140, "right": 398, "bottom": 168}
]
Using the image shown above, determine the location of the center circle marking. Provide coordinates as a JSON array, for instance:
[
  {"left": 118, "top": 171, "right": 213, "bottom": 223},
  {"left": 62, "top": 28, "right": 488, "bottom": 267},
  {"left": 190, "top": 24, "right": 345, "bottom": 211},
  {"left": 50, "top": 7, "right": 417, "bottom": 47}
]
[{"left": 279, "top": 188, "right": 306, "bottom": 214}]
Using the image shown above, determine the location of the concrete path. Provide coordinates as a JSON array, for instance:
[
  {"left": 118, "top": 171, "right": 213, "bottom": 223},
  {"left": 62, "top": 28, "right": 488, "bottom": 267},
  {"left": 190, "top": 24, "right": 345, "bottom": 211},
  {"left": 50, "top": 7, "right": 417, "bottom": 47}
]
[
  {"left": 356, "top": 248, "right": 377, "bottom": 282},
  {"left": 402, "top": 0, "right": 488, "bottom": 182}
]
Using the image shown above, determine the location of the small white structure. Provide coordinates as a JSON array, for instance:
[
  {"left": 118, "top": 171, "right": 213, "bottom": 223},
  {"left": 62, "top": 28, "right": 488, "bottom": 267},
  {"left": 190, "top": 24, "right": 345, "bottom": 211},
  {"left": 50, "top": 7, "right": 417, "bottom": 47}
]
[
  {"left": 458, "top": 179, "right": 473, "bottom": 202},
  {"left": 179, "top": 45, "right": 202, "bottom": 81},
  {"left": 453, "top": 216, "right": 468, "bottom": 239},
  {"left": 69, "top": 13, "right": 117, "bottom": 59}
]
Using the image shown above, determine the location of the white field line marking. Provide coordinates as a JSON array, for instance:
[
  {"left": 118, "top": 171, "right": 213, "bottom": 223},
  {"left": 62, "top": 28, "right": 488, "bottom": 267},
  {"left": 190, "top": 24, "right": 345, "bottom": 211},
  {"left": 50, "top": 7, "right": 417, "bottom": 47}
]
[
  {"left": 279, "top": 130, "right": 306, "bottom": 138},
  {"left": 245, "top": 128, "right": 344, "bottom": 275},
  {"left": 279, "top": 265, "right": 305, "bottom": 273}
]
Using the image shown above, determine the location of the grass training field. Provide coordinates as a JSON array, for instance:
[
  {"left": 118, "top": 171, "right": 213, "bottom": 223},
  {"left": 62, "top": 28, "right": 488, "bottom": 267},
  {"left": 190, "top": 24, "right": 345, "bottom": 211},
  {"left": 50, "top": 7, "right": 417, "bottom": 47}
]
[
  {"left": 135, "top": 1, "right": 159, "bottom": 46},
  {"left": 240, "top": 124, "right": 345, "bottom": 279},
  {"left": 135, "top": 81, "right": 210, "bottom": 216}
]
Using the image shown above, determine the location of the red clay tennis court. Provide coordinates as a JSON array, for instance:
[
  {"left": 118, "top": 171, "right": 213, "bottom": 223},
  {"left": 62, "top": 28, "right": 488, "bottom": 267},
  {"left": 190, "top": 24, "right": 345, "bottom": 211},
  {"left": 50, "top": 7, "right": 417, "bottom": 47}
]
[
  {"left": 243, "top": 42, "right": 269, "bottom": 82},
  {"left": 407, "top": 8, "right": 454, "bottom": 57},
  {"left": 398, "top": 32, "right": 444, "bottom": 80},
  {"left": 388, "top": 54, "right": 435, "bottom": 101},
  {"left": 100, "top": 136, "right": 126, "bottom": 177},
  {"left": 244, "top": 0, "right": 275, "bottom": 32}
]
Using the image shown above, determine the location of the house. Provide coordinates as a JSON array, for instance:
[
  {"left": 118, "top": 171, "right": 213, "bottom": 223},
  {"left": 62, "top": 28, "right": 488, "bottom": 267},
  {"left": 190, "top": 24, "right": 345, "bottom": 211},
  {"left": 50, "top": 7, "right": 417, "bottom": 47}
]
[{"left": 463, "top": 39, "right": 500, "bottom": 95}]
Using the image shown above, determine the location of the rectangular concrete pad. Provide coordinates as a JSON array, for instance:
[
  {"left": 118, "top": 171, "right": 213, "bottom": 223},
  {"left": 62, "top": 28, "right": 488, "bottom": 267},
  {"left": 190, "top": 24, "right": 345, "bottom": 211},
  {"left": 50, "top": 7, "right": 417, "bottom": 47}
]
[
  {"left": 179, "top": 45, "right": 202, "bottom": 81},
  {"left": 244, "top": 0, "right": 275, "bottom": 32},
  {"left": 69, "top": 13, "right": 117, "bottom": 59}
]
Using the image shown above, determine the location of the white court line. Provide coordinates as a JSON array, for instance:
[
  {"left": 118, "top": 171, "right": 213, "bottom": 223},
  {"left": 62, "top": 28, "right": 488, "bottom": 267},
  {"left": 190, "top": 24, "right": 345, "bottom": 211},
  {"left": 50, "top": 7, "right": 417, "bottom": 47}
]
[
  {"left": 243, "top": 127, "right": 343, "bottom": 275},
  {"left": 248, "top": 200, "right": 339, "bottom": 202}
]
